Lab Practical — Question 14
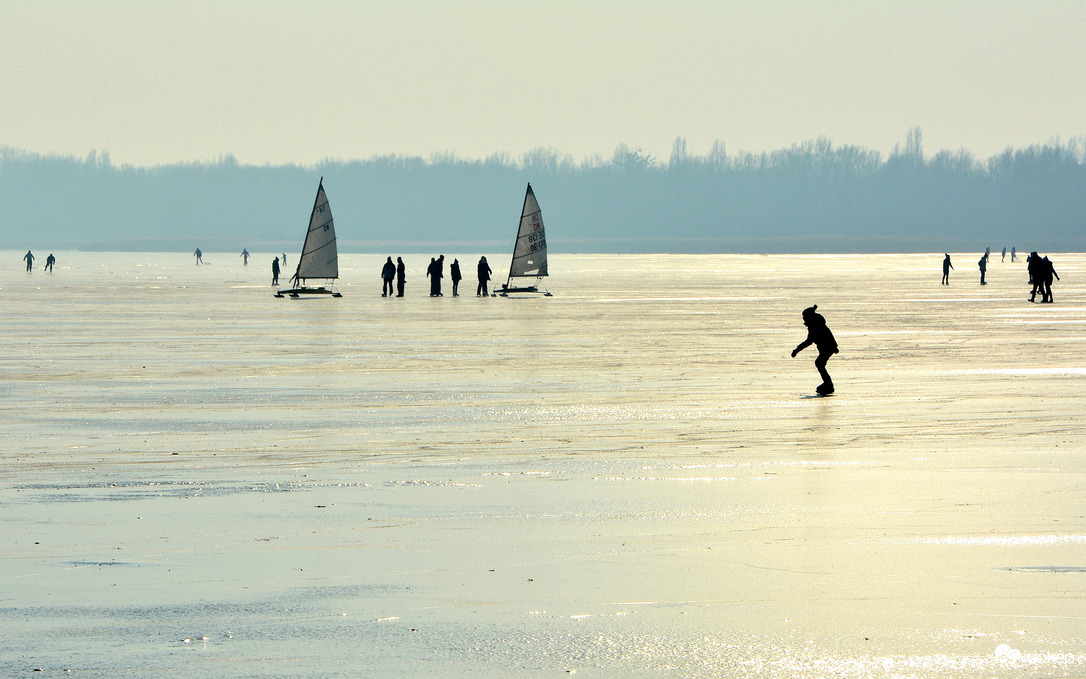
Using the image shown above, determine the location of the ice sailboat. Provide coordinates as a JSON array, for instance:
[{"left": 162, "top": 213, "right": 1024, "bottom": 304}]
[
  {"left": 499, "top": 183, "right": 551, "bottom": 296},
  {"left": 276, "top": 177, "right": 342, "bottom": 298}
]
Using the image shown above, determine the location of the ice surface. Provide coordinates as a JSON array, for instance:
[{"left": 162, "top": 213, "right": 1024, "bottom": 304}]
[{"left": 1, "top": 251, "right": 1084, "bottom": 677}]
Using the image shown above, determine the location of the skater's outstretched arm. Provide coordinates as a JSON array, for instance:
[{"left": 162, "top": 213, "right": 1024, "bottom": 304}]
[{"left": 792, "top": 336, "right": 812, "bottom": 357}]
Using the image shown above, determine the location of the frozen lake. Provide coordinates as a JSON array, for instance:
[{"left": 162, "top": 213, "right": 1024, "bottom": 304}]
[{"left": 2, "top": 251, "right": 1085, "bottom": 677}]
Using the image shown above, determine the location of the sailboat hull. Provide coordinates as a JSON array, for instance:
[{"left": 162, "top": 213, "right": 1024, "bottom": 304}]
[
  {"left": 499, "top": 283, "right": 552, "bottom": 297},
  {"left": 275, "top": 286, "right": 342, "bottom": 298}
]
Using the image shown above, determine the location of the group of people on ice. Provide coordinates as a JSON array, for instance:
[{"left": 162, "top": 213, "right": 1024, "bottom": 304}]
[
  {"left": 21, "top": 251, "right": 55, "bottom": 272},
  {"left": 798, "top": 248, "right": 1066, "bottom": 395},
  {"left": 1027, "top": 252, "right": 1059, "bottom": 303},
  {"left": 379, "top": 255, "right": 495, "bottom": 297},
  {"left": 941, "top": 249, "right": 1059, "bottom": 301}
]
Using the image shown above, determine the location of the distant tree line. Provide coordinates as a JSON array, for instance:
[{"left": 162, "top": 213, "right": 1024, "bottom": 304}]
[{"left": 2, "top": 128, "right": 1085, "bottom": 253}]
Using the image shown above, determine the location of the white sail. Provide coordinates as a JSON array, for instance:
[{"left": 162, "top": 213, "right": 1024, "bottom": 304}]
[
  {"left": 508, "top": 183, "right": 548, "bottom": 280},
  {"left": 293, "top": 178, "right": 338, "bottom": 283}
]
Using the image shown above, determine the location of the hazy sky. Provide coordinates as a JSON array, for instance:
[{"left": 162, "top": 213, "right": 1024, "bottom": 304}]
[{"left": 3, "top": 0, "right": 1084, "bottom": 167}]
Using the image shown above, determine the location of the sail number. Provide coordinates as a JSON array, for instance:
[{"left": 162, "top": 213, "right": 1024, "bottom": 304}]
[{"left": 527, "top": 231, "right": 546, "bottom": 252}]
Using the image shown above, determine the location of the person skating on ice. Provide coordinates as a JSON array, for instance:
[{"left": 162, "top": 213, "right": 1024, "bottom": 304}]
[{"left": 791, "top": 304, "right": 839, "bottom": 394}]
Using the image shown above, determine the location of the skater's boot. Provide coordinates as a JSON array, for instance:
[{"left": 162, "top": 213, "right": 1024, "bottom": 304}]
[{"left": 816, "top": 382, "right": 834, "bottom": 394}]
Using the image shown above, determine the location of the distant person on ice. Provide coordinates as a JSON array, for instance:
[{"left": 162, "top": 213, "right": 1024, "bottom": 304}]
[
  {"left": 941, "top": 254, "right": 953, "bottom": 285},
  {"left": 381, "top": 256, "right": 396, "bottom": 297},
  {"left": 272, "top": 256, "right": 280, "bottom": 285},
  {"left": 1011, "top": 247, "right": 1017, "bottom": 262},
  {"left": 450, "top": 258, "right": 462, "bottom": 296},
  {"left": 45, "top": 253, "right": 55, "bottom": 272},
  {"left": 241, "top": 249, "right": 250, "bottom": 265},
  {"left": 23, "top": 250, "right": 34, "bottom": 272},
  {"left": 978, "top": 253, "right": 988, "bottom": 285},
  {"left": 791, "top": 305, "right": 839, "bottom": 395},
  {"left": 194, "top": 248, "right": 203, "bottom": 265},
  {"left": 477, "top": 256, "right": 492, "bottom": 296},
  {"left": 396, "top": 257, "right": 406, "bottom": 297}
]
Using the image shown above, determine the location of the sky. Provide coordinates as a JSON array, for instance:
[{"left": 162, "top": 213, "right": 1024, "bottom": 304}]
[{"left": 2, "top": 0, "right": 1085, "bottom": 168}]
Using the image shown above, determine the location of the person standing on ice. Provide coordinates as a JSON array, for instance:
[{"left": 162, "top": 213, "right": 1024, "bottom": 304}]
[
  {"left": 381, "top": 256, "right": 396, "bottom": 297},
  {"left": 1040, "top": 256, "right": 1059, "bottom": 303},
  {"left": 426, "top": 257, "right": 444, "bottom": 296},
  {"left": 23, "top": 250, "right": 34, "bottom": 272},
  {"left": 1028, "top": 252, "right": 1041, "bottom": 301},
  {"left": 791, "top": 305, "right": 839, "bottom": 394},
  {"left": 194, "top": 248, "right": 203, "bottom": 264},
  {"left": 395, "top": 257, "right": 406, "bottom": 297},
  {"left": 272, "top": 256, "right": 280, "bottom": 285},
  {"left": 978, "top": 253, "right": 988, "bottom": 285},
  {"left": 941, "top": 254, "right": 953, "bottom": 285},
  {"left": 450, "top": 258, "right": 462, "bottom": 296},
  {"left": 477, "top": 256, "right": 492, "bottom": 296}
]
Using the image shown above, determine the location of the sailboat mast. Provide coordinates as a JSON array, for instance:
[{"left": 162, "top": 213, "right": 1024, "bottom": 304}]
[
  {"left": 292, "top": 176, "right": 324, "bottom": 286},
  {"left": 506, "top": 183, "right": 531, "bottom": 287}
]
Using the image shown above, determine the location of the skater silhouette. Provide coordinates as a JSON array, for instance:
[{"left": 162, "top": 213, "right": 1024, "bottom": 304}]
[
  {"left": 272, "top": 256, "right": 280, "bottom": 285},
  {"left": 44, "top": 253, "right": 55, "bottom": 272},
  {"left": 23, "top": 250, "right": 34, "bottom": 272},
  {"left": 941, "top": 254, "right": 953, "bottom": 285},
  {"left": 791, "top": 305, "right": 839, "bottom": 394},
  {"left": 978, "top": 253, "right": 988, "bottom": 285},
  {"left": 396, "top": 257, "right": 406, "bottom": 297},
  {"left": 194, "top": 248, "right": 203, "bottom": 264}
]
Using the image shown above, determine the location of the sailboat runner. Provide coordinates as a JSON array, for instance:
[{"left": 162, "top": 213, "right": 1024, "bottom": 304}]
[
  {"left": 275, "top": 177, "right": 342, "bottom": 298},
  {"left": 499, "top": 182, "right": 552, "bottom": 296}
]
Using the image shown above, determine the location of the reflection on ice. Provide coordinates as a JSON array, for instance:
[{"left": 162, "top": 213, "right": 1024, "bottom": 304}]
[
  {"left": 902, "top": 534, "right": 1086, "bottom": 546},
  {"left": 947, "top": 367, "right": 1086, "bottom": 375},
  {"left": 458, "top": 626, "right": 1086, "bottom": 677}
]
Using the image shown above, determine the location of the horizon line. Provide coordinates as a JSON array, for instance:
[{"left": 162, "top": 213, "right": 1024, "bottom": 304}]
[{"left": 5, "top": 130, "right": 1086, "bottom": 171}]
